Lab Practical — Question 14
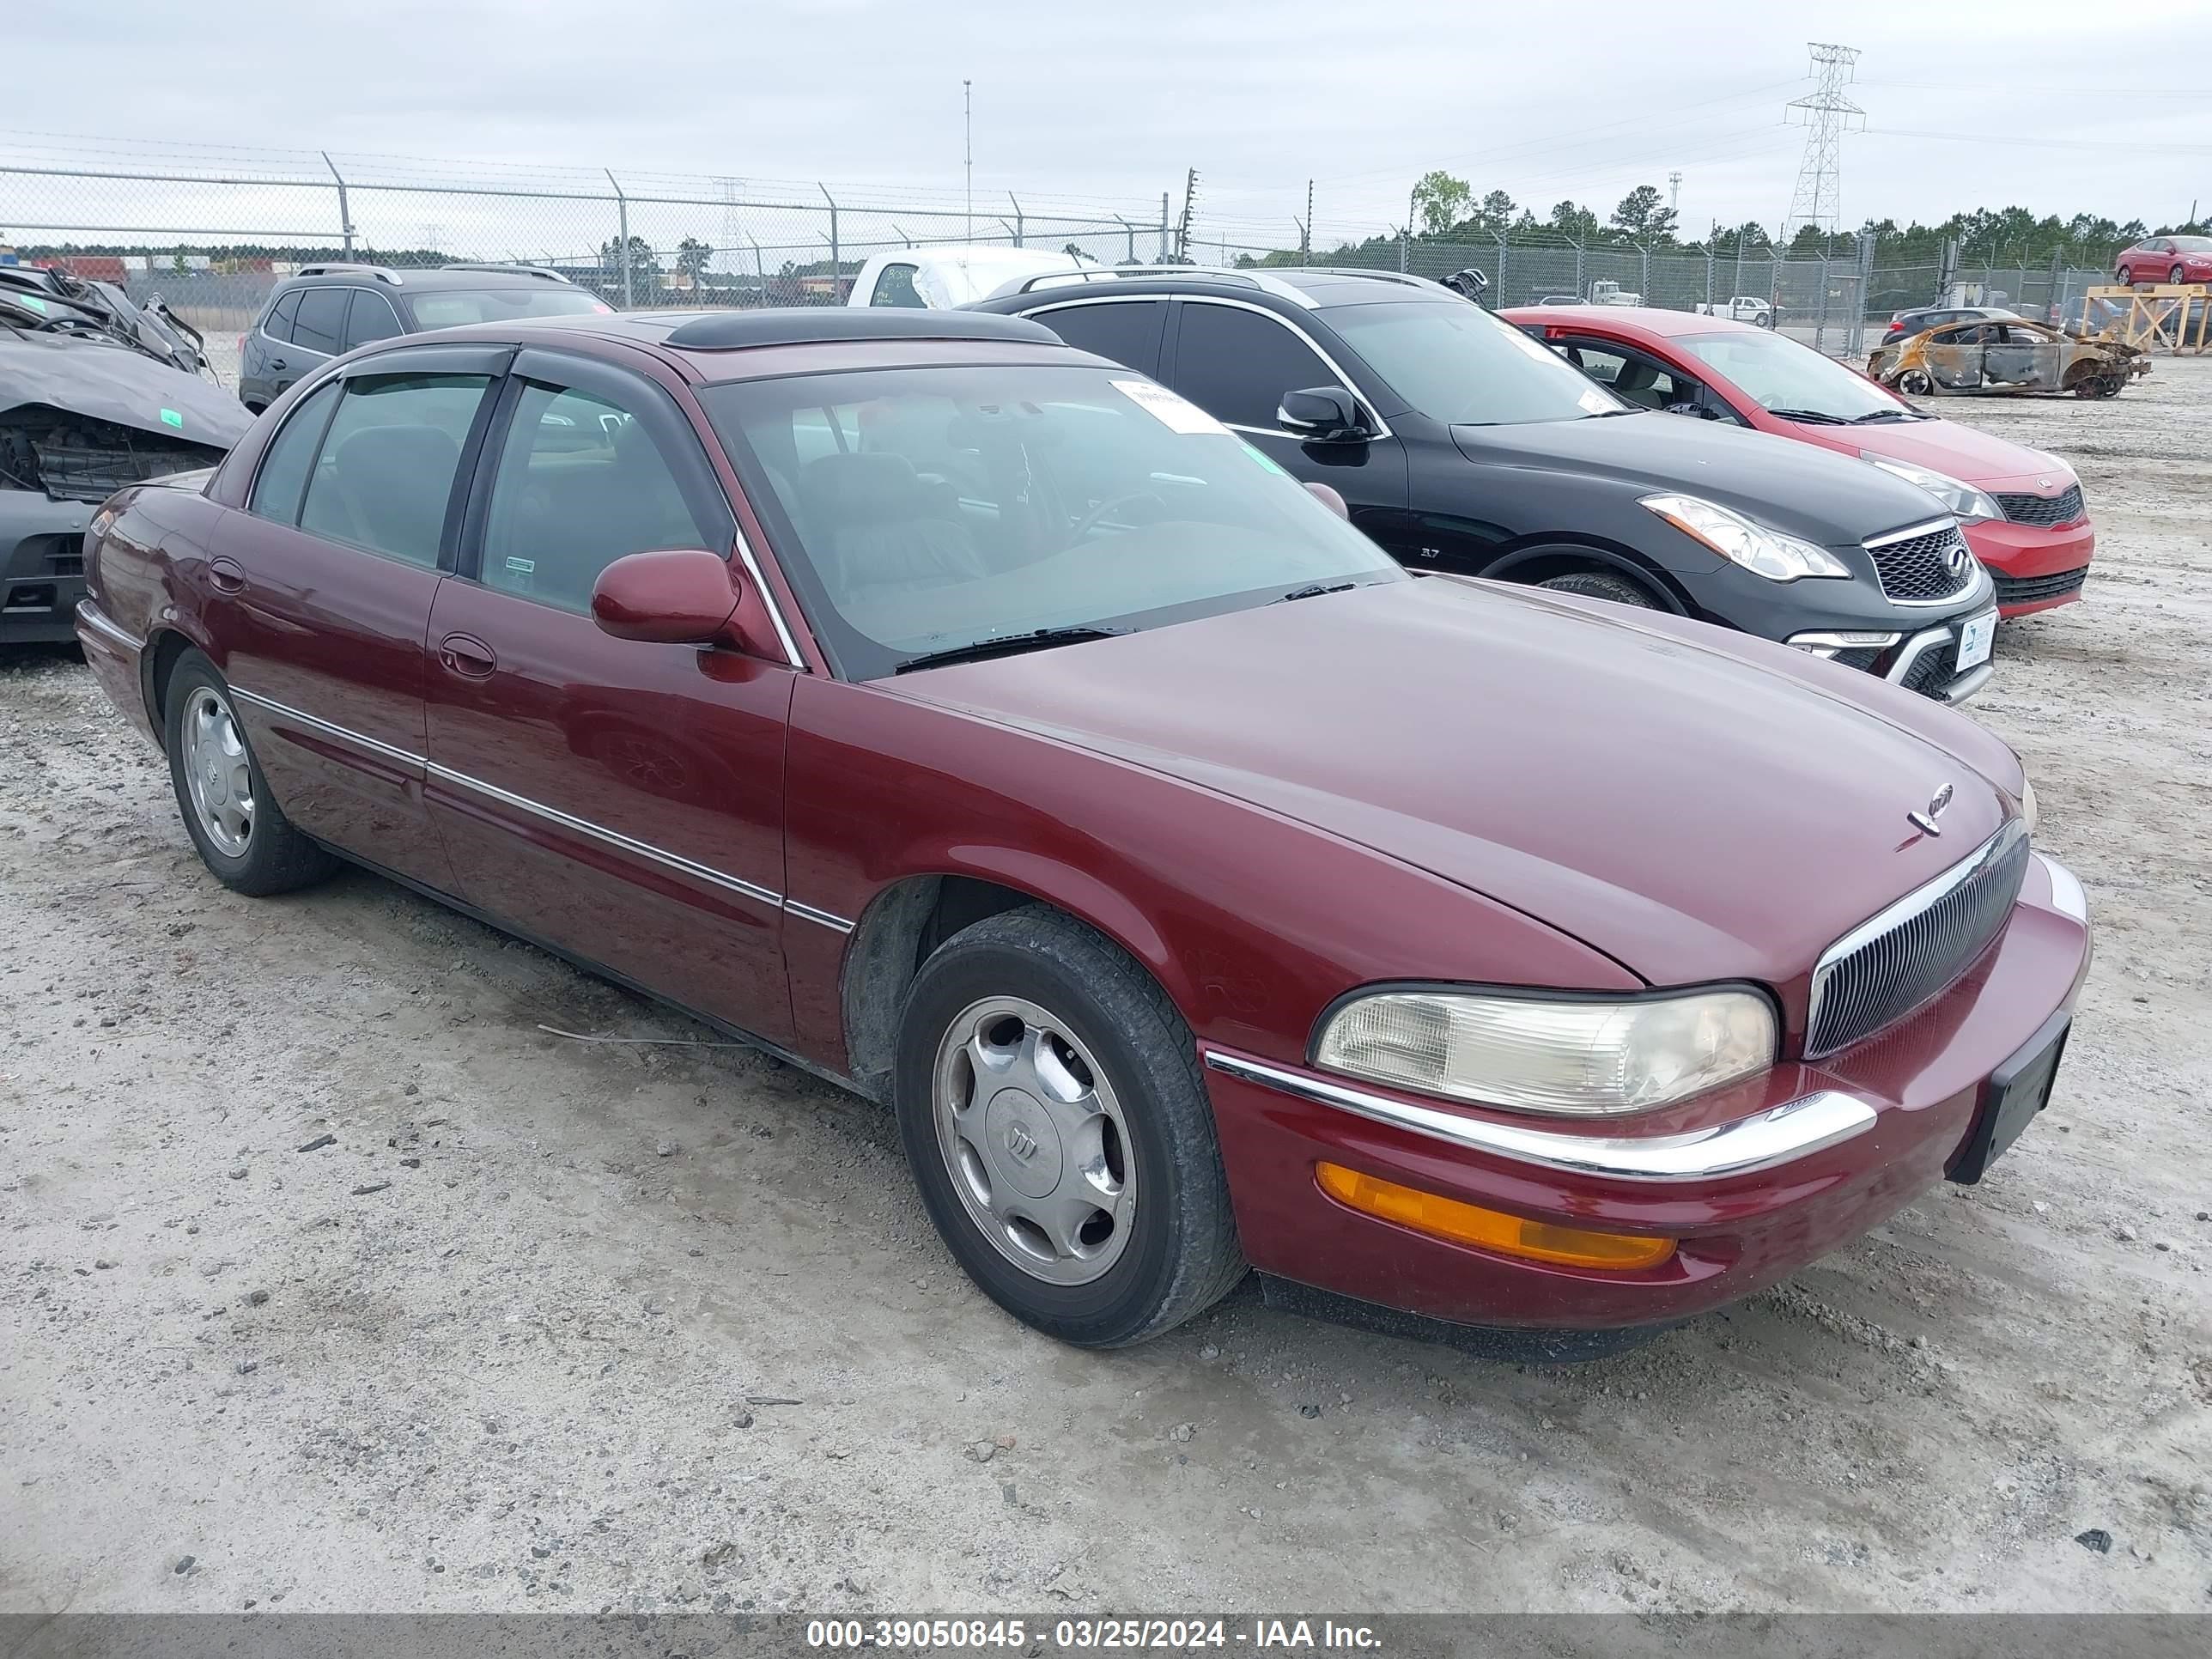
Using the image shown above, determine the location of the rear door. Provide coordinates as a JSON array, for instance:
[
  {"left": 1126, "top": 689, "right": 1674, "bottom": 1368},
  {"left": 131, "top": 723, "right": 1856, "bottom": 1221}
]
[
  {"left": 210, "top": 343, "right": 507, "bottom": 887},
  {"left": 422, "top": 346, "right": 797, "bottom": 1042},
  {"left": 276, "top": 286, "right": 349, "bottom": 396},
  {"left": 1160, "top": 297, "right": 1407, "bottom": 534}
]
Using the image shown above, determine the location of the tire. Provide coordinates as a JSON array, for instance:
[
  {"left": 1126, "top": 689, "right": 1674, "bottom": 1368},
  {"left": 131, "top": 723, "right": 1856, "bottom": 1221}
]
[
  {"left": 1755, "top": 311, "right": 1774, "bottom": 329},
  {"left": 2172, "top": 264, "right": 2186, "bottom": 286},
  {"left": 1534, "top": 569, "right": 1661, "bottom": 609},
  {"left": 163, "top": 651, "right": 339, "bottom": 896},
  {"left": 1897, "top": 368, "right": 1936, "bottom": 397},
  {"left": 893, "top": 906, "right": 1245, "bottom": 1347}
]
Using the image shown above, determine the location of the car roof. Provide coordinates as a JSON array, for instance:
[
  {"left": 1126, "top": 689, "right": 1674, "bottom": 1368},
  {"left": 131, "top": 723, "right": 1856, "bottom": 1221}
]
[
  {"left": 975, "top": 264, "right": 1458, "bottom": 311},
  {"left": 275, "top": 263, "right": 579, "bottom": 292},
  {"left": 391, "top": 306, "right": 1090, "bottom": 385},
  {"left": 1498, "top": 303, "right": 1755, "bottom": 340}
]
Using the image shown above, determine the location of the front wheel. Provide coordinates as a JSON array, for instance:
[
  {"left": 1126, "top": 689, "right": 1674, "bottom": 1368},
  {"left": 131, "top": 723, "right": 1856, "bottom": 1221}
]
[
  {"left": 1535, "top": 569, "right": 1661, "bottom": 609},
  {"left": 1897, "top": 368, "right": 1936, "bottom": 397},
  {"left": 2172, "top": 264, "right": 2187, "bottom": 285},
  {"left": 894, "top": 907, "right": 1244, "bottom": 1347},
  {"left": 163, "top": 652, "right": 338, "bottom": 896}
]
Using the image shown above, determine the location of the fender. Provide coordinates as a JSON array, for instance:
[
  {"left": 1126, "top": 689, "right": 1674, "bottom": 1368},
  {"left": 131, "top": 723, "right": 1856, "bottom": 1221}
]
[{"left": 1480, "top": 538, "right": 1692, "bottom": 614}]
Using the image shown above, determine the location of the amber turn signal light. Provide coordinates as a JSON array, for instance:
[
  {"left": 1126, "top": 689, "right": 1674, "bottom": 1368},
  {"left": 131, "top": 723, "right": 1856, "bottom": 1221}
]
[{"left": 1316, "top": 1162, "right": 1676, "bottom": 1270}]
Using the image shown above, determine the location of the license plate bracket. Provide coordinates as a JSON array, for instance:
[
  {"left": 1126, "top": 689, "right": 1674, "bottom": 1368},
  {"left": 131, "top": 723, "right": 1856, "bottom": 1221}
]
[
  {"left": 1948, "top": 1010, "right": 2069, "bottom": 1184},
  {"left": 1957, "top": 610, "right": 1996, "bottom": 671}
]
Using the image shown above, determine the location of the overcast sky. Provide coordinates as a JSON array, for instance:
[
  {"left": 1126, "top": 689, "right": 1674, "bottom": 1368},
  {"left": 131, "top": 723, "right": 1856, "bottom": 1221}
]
[{"left": 9, "top": 0, "right": 2210, "bottom": 257}]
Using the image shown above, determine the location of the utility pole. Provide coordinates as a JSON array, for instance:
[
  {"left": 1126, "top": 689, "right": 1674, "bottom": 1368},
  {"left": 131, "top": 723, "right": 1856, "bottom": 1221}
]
[
  {"left": 963, "top": 79, "right": 973, "bottom": 244},
  {"left": 1668, "top": 171, "right": 1682, "bottom": 220},
  {"left": 1176, "top": 168, "right": 1199, "bottom": 264},
  {"left": 1781, "top": 44, "right": 1863, "bottom": 245},
  {"left": 1300, "top": 179, "right": 1313, "bottom": 263}
]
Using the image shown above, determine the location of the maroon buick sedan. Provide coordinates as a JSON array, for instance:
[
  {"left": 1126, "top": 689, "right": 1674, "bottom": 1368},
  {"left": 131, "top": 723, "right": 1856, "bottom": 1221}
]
[{"left": 76, "top": 308, "right": 2091, "bottom": 1356}]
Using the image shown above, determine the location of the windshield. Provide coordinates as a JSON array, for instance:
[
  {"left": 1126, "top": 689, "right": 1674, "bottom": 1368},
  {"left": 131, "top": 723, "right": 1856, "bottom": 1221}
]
[
  {"left": 401, "top": 287, "right": 610, "bottom": 328},
  {"left": 1679, "top": 329, "right": 1913, "bottom": 422},
  {"left": 702, "top": 365, "right": 1402, "bottom": 681},
  {"left": 1325, "top": 299, "right": 1624, "bottom": 425}
]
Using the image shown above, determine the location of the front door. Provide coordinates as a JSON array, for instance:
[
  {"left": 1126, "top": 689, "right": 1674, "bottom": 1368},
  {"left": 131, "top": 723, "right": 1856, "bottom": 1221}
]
[
  {"left": 422, "top": 346, "right": 797, "bottom": 1044},
  {"left": 210, "top": 344, "right": 506, "bottom": 889},
  {"left": 1159, "top": 298, "right": 1408, "bottom": 536}
]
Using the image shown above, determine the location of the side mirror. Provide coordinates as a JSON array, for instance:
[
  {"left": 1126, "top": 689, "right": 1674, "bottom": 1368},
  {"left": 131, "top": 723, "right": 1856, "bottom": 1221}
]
[
  {"left": 591, "top": 549, "right": 744, "bottom": 646},
  {"left": 1278, "top": 386, "right": 1370, "bottom": 443},
  {"left": 1304, "top": 481, "right": 1351, "bottom": 520}
]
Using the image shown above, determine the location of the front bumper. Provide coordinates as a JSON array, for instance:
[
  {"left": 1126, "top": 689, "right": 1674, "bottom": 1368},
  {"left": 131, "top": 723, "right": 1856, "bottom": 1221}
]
[
  {"left": 1965, "top": 516, "right": 2093, "bottom": 619},
  {"left": 1788, "top": 606, "right": 1998, "bottom": 704},
  {"left": 1, "top": 490, "right": 94, "bottom": 644},
  {"left": 1200, "top": 852, "right": 2091, "bottom": 1337}
]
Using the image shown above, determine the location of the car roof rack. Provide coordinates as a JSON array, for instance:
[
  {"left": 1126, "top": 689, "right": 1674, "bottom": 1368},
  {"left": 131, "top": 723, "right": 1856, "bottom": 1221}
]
[
  {"left": 990, "top": 265, "right": 1331, "bottom": 308},
  {"left": 436, "top": 262, "right": 574, "bottom": 283},
  {"left": 295, "top": 262, "right": 404, "bottom": 284},
  {"left": 661, "top": 308, "right": 1060, "bottom": 351}
]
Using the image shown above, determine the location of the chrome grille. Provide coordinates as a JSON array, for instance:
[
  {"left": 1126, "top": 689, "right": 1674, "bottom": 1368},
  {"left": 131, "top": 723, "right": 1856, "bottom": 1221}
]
[
  {"left": 1804, "top": 822, "right": 2030, "bottom": 1058},
  {"left": 1864, "top": 521, "right": 1977, "bottom": 604},
  {"left": 1994, "top": 484, "right": 2084, "bottom": 528}
]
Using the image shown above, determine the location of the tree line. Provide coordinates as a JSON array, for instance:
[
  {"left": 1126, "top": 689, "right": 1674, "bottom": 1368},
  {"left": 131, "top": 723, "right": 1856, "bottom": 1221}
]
[{"left": 1241, "top": 171, "right": 2210, "bottom": 269}]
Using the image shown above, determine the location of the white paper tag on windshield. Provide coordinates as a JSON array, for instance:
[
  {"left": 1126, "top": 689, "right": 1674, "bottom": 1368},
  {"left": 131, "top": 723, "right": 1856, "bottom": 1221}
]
[{"left": 1110, "top": 378, "right": 1231, "bottom": 435}]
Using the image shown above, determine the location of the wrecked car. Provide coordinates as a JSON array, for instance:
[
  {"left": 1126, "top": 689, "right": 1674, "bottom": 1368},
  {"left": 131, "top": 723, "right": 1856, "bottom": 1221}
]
[
  {"left": 4, "top": 280, "right": 250, "bottom": 643},
  {"left": 0, "top": 264, "right": 214, "bottom": 380},
  {"left": 1868, "top": 317, "right": 2149, "bottom": 400}
]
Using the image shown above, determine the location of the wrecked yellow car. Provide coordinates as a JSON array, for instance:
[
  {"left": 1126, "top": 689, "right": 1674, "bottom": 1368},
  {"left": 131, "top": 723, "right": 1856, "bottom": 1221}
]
[{"left": 1867, "top": 318, "right": 2149, "bottom": 399}]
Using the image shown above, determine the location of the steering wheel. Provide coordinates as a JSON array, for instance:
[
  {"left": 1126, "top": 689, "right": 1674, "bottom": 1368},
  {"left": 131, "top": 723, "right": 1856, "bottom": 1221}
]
[{"left": 1069, "top": 491, "right": 1168, "bottom": 544}]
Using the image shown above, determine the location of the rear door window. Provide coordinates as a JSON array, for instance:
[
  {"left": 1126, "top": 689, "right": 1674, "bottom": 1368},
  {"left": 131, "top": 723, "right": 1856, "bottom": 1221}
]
[
  {"left": 246, "top": 380, "right": 340, "bottom": 524},
  {"left": 298, "top": 371, "right": 493, "bottom": 566},
  {"left": 342, "top": 289, "right": 404, "bottom": 351},
  {"left": 289, "top": 288, "right": 349, "bottom": 356},
  {"left": 1027, "top": 300, "right": 1167, "bottom": 377}
]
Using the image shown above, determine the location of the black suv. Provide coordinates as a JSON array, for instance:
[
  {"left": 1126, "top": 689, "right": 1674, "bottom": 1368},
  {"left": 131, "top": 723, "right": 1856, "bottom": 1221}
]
[
  {"left": 236, "top": 263, "right": 610, "bottom": 410},
  {"left": 971, "top": 268, "right": 2001, "bottom": 702}
]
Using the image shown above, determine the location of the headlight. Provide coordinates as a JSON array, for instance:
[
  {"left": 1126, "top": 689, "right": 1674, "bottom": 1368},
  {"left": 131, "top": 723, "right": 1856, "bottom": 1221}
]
[
  {"left": 1313, "top": 988, "right": 1777, "bottom": 1117},
  {"left": 1638, "top": 494, "right": 1852, "bottom": 581},
  {"left": 2020, "top": 777, "right": 2038, "bottom": 836},
  {"left": 1861, "top": 455, "right": 2002, "bottom": 522}
]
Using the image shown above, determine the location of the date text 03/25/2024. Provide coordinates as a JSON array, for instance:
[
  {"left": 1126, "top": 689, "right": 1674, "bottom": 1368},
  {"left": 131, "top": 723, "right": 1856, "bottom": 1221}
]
[{"left": 805, "top": 1619, "right": 1382, "bottom": 1650}]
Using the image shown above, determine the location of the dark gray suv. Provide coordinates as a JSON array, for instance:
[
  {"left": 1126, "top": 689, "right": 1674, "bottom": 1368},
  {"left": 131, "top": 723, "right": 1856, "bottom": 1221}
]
[{"left": 236, "top": 263, "right": 611, "bottom": 410}]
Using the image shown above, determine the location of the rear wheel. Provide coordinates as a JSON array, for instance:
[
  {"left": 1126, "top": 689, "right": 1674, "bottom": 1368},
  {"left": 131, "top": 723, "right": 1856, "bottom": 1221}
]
[
  {"left": 1897, "top": 368, "right": 1936, "bottom": 397},
  {"left": 1535, "top": 569, "right": 1661, "bottom": 609},
  {"left": 894, "top": 907, "right": 1244, "bottom": 1347},
  {"left": 163, "top": 652, "right": 338, "bottom": 896}
]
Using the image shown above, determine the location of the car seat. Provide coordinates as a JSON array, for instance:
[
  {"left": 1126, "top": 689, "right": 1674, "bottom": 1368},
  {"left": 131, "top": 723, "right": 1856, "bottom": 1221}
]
[{"left": 799, "top": 452, "right": 988, "bottom": 605}]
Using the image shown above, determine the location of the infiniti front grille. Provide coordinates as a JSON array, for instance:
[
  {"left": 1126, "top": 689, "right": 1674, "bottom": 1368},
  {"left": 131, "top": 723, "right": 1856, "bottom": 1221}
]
[
  {"left": 1864, "top": 521, "right": 1978, "bottom": 604},
  {"left": 1804, "top": 821, "right": 2030, "bottom": 1059}
]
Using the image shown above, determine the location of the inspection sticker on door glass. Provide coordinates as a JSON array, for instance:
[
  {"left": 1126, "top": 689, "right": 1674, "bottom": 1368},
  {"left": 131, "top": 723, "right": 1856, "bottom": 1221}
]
[{"left": 1110, "top": 379, "right": 1230, "bottom": 435}]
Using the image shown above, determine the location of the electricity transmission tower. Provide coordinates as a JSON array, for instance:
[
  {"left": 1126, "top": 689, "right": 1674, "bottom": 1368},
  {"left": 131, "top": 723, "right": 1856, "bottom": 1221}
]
[{"left": 1781, "top": 43, "right": 1863, "bottom": 245}]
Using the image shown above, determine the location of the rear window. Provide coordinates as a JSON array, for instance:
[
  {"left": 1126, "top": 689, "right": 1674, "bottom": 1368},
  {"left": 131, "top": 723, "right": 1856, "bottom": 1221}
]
[{"left": 401, "top": 287, "right": 611, "bottom": 329}]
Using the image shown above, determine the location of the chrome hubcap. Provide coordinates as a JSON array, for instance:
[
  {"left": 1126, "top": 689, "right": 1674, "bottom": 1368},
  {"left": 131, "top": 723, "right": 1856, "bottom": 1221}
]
[
  {"left": 182, "top": 685, "right": 254, "bottom": 857},
  {"left": 931, "top": 995, "right": 1134, "bottom": 1285}
]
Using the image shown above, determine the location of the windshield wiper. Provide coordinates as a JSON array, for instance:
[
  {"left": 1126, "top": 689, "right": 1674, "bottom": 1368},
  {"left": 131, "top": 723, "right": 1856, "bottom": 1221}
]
[
  {"left": 893, "top": 627, "right": 1124, "bottom": 675},
  {"left": 1849, "top": 409, "right": 1922, "bottom": 423},
  {"left": 1765, "top": 406, "right": 1849, "bottom": 426},
  {"left": 1275, "top": 581, "right": 1358, "bottom": 603}
]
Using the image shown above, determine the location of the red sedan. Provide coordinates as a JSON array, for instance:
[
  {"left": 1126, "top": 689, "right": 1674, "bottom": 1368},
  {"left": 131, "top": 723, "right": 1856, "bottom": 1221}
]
[
  {"left": 76, "top": 309, "right": 2089, "bottom": 1355},
  {"left": 2114, "top": 234, "right": 2212, "bottom": 287},
  {"left": 1503, "top": 306, "right": 2094, "bottom": 617}
]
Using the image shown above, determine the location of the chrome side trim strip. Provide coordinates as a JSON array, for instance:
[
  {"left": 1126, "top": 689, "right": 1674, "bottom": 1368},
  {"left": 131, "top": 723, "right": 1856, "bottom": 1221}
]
[
  {"left": 231, "top": 686, "right": 427, "bottom": 770},
  {"left": 423, "top": 761, "right": 783, "bottom": 909},
  {"left": 76, "top": 604, "right": 144, "bottom": 654},
  {"left": 1202, "top": 1052, "right": 1877, "bottom": 1182},
  {"left": 781, "top": 900, "right": 856, "bottom": 935},
  {"left": 1805, "top": 818, "right": 2027, "bottom": 1045},
  {"left": 2034, "top": 851, "right": 2089, "bottom": 926}
]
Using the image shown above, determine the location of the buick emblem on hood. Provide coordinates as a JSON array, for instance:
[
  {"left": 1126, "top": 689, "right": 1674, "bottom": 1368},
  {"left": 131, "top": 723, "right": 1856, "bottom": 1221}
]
[{"left": 1909, "top": 782, "right": 1955, "bottom": 837}]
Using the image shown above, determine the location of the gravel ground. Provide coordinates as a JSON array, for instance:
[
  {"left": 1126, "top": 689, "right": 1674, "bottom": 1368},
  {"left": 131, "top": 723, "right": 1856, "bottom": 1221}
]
[{"left": 3, "top": 359, "right": 2209, "bottom": 1617}]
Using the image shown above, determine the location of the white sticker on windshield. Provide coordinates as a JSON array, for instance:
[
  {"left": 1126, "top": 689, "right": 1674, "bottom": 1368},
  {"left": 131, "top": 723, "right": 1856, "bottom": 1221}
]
[{"left": 1110, "top": 379, "right": 1230, "bottom": 435}]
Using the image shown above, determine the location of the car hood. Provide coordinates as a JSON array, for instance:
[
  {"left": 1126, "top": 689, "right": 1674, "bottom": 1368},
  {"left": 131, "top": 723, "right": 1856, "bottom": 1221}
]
[
  {"left": 0, "top": 331, "right": 252, "bottom": 450},
  {"left": 1449, "top": 411, "right": 1948, "bottom": 545},
  {"left": 888, "top": 577, "right": 2022, "bottom": 989},
  {"left": 1844, "top": 418, "right": 2077, "bottom": 492}
]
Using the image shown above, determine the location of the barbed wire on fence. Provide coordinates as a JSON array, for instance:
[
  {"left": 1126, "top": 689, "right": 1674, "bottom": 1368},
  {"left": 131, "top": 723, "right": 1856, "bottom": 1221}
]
[{"left": 0, "top": 133, "right": 2119, "bottom": 353}]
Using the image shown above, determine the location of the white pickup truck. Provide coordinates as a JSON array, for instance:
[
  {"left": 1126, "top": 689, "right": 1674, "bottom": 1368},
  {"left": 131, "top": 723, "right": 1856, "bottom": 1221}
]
[
  {"left": 1586, "top": 280, "right": 1644, "bottom": 307},
  {"left": 848, "top": 245, "right": 1097, "bottom": 309},
  {"left": 1693, "top": 295, "right": 1776, "bottom": 328}
]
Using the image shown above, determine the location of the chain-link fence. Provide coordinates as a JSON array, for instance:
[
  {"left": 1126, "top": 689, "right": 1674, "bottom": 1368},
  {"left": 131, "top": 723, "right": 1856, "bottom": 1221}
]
[
  {"left": 2, "top": 138, "right": 2124, "bottom": 362},
  {"left": 1, "top": 141, "right": 1176, "bottom": 337}
]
